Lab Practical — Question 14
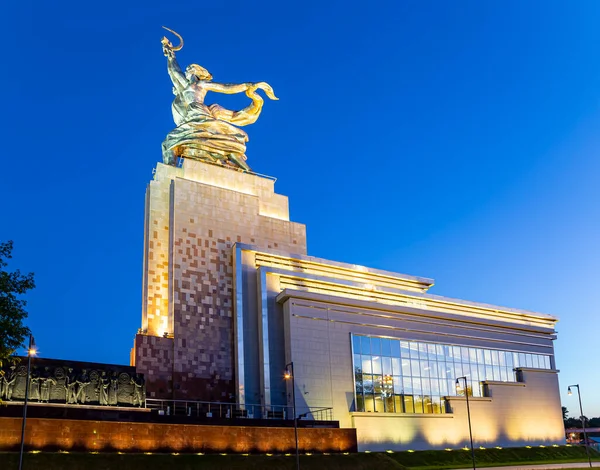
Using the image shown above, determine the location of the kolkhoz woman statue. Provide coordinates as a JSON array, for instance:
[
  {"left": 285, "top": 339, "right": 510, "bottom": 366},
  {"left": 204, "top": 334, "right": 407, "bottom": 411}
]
[{"left": 161, "top": 27, "right": 278, "bottom": 172}]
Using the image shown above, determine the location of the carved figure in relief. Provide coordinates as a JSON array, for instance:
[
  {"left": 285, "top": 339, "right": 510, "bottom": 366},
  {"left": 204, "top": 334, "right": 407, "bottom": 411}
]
[
  {"left": 39, "top": 367, "right": 56, "bottom": 403},
  {"left": 131, "top": 373, "right": 145, "bottom": 407},
  {"left": 3, "top": 366, "right": 17, "bottom": 400},
  {"left": 98, "top": 371, "right": 109, "bottom": 405},
  {"left": 75, "top": 369, "right": 91, "bottom": 404},
  {"left": 65, "top": 368, "right": 78, "bottom": 404},
  {"left": 160, "top": 27, "right": 278, "bottom": 171},
  {"left": 29, "top": 369, "right": 40, "bottom": 400},
  {"left": 108, "top": 372, "right": 119, "bottom": 406},
  {"left": 0, "top": 370, "right": 5, "bottom": 399},
  {"left": 0, "top": 370, "right": 6, "bottom": 400}
]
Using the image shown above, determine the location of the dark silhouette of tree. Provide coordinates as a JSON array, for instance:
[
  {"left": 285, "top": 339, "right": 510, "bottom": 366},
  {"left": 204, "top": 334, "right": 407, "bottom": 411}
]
[
  {"left": 0, "top": 241, "right": 35, "bottom": 364},
  {"left": 564, "top": 413, "right": 600, "bottom": 429},
  {"left": 589, "top": 417, "right": 600, "bottom": 427}
]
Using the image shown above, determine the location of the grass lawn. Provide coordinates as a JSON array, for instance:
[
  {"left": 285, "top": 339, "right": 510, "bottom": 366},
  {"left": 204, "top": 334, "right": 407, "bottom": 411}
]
[
  {"left": 2, "top": 445, "right": 598, "bottom": 469},
  {"left": 387, "top": 445, "right": 600, "bottom": 469}
]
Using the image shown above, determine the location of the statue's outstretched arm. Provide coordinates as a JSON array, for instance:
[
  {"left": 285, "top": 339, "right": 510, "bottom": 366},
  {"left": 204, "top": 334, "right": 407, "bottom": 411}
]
[{"left": 203, "top": 82, "right": 250, "bottom": 95}]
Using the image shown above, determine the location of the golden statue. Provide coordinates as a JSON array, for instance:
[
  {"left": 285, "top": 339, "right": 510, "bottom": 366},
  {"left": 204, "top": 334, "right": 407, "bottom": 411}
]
[{"left": 160, "top": 27, "right": 278, "bottom": 171}]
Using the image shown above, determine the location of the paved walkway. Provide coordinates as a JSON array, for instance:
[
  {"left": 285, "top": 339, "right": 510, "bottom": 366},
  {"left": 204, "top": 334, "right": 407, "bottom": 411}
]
[{"left": 455, "top": 463, "right": 600, "bottom": 470}]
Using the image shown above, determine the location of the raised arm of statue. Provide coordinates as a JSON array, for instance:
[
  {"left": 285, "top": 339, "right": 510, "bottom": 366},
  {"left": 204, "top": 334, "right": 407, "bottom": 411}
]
[
  {"left": 164, "top": 48, "right": 187, "bottom": 94},
  {"left": 161, "top": 28, "right": 187, "bottom": 94}
]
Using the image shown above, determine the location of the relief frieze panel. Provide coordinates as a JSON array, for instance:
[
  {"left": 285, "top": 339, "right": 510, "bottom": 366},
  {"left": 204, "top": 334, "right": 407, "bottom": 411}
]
[{"left": 0, "top": 358, "right": 145, "bottom": 407}]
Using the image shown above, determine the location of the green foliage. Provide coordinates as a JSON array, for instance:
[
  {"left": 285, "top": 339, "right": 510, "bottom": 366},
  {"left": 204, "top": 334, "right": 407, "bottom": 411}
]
[{"left": 0, "top": 240, "right": 35, "bottom": 364}]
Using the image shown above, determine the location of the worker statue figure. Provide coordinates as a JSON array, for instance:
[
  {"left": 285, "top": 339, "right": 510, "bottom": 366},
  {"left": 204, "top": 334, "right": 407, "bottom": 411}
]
[{"left": 160, "top": 27, "right": 278, "bottom": 172}]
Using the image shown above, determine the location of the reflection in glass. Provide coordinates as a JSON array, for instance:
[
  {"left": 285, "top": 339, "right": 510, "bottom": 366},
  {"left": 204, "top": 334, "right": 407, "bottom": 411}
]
[
  {"left": 506, "top": 352, "right": 513, "bottom": 368},
  {"left": 363, "top": 394, "right": 374, "bottom": 412},
  {"left": 423, "top": 395, "right": 433, "bottom": 414},
  {"left": 382, "top": 357, "right": 392, "bottom": 375},
  {"left": 477, "top": 349, "right": 484, "bottom": 364},
  {"left": 356, "top": 392, "right": 364, "bottom": 412},
  {"left": 385, "top": 393, "right": 394, "bottom": 412},
  {"left": 373, "top": 375, "right": 383, "bottom": 395},
  {"left": 363, "top": 374, "right": 374, "bottom": 394},
  {"left": 498, "top": 351, "right": 506, "bottom": 367},
  {"left": 414, "top": 395, "right": 424, "bottom": 414},
  {"left": 403, "top": 376, "right": 413, "bottom": 395},
  {"left": 372, "top": 356, "right": 382, "bottom": 375},
  {"left": 351, "top": 334, "right": 552, "bottom": 415},
  {"left": 526, "top": 354, "right": 533, "bottom": 368},
  {"left": 352, "top": 335, "right": 361, "bottom": 354},
  {"left": 493, "top": 365, "right": 501, "bottom": 381},
  {"left": 391, "top": 357, "right": 400, "bottom": 375},
  {"left": 381, "top": 338, "right": 391, "bottom": 357},
  {"left": 469, "top": 348, "right": 477, "bottom": 363},
  {"left": 391, "top": 340, "right": 400, "bottom": 357},
  {"left": 491, "top": 350, "right": 500, "bottom": 366},
  {"left": 393, "top": 376, "right": 402, "bottom": 394},
  {"left": 395, "top": 395, "right": 403, "bottom": 413},
  {"left": 371, "top": 337, "right": 381, "bottom": 355},
  {"left": 361, "top": 337, "right": 371, "bottom": 355},
  {"left": 404, "top": 395, "right": 415, "bottom": 413}
]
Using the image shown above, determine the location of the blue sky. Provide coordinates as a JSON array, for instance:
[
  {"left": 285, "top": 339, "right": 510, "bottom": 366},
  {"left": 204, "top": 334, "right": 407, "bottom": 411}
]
[{"left": 5, "top": 1, "right": 599, "bottom": 417}]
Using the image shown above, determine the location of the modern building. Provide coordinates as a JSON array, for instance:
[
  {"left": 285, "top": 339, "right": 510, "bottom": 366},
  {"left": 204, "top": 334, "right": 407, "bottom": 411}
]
[{"left": 132, "top": 160, "right": 565, "bottom": 451}]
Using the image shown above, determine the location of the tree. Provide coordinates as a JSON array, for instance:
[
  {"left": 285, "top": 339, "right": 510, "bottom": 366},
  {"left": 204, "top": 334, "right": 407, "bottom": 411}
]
[
  {"left": 563, "top": 406, "right": 569, "bottom": 420},
  {"left": 0, "top": 241, "right": 35, "bottom": 364}
]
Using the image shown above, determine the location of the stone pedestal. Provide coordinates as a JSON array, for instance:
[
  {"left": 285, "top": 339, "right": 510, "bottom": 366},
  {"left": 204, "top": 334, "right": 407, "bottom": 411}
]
[{"left": 133, "top": 161, "right": 306, "bottom": 400}]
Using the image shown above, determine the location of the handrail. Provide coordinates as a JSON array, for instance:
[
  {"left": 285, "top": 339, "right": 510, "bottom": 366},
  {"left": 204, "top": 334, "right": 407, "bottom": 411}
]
[{"left": 145, "top": 398, "right": 333, "bottom": 421}]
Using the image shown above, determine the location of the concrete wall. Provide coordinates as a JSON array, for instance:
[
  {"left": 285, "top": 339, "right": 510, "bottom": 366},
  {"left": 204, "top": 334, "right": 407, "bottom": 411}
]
[
  {"left": 0, "top": 417, "right": 356, "bottom": 453},
  {"left": 279, "top": 292, "right": 563, "bottom": 451},
  {"left": 351, "top": 370, "right": 564, "bottom": 451}
]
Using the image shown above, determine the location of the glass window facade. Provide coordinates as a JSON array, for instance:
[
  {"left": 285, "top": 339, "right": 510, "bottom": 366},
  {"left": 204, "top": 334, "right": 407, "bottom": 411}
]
[{"left": 352, "top": 334, "right": 552, "bottom": 414}]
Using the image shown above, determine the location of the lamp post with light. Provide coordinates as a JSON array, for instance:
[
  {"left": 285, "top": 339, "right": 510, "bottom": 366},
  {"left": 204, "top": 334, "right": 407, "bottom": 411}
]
[
  {"left": 18, "top": 334, "right": 36, "bottom": 470},
  {"left": 567, "top": 384, "right": 592, "bottom": 468},
  {"left": 284, "top": 362, "right": 300, "bottom": 470},
  {"left": 456, "top": 376, "right": 476, "bottom": 470}
]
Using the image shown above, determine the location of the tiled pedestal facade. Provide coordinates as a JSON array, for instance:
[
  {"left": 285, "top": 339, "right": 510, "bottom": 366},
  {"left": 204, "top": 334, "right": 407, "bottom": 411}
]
[{"left": 133, "top": 161, "right": 306, "bottom": 400}]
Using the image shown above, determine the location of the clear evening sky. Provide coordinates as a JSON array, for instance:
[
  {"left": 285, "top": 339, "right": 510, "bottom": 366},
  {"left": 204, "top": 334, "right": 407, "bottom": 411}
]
[{"left": 5, "top": 1, "right": 599, "bottom": 417}]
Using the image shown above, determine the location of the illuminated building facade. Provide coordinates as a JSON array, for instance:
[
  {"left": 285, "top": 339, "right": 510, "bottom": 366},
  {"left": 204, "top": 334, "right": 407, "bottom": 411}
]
[{"left": 132, "top": 160, "right": 564, "bottom": 451}]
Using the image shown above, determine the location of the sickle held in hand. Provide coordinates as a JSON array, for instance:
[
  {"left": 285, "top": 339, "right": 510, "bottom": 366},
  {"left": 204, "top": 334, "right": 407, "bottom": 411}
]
[{"left": 161, "top": 26, "right": 184, "bottom": 51}]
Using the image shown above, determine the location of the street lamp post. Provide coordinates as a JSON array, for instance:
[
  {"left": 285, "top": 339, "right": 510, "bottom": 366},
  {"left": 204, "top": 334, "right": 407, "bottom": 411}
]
[
  {"left": 18, "top": 334, "right": 36, "bottom": 470},
  {"left": 285, "top": 362, "right": 300, "bottom": 470},
  {"left": 567, "top": 384, "right": 592, "bottom": 468},
  {"left": 456, "top": 376, "right": 476, "bottom": 470}
]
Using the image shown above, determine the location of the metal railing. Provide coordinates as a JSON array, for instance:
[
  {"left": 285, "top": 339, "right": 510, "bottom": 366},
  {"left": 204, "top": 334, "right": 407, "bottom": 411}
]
[{"left": 145, "top": 399, "right": 333, "bottom": 421}]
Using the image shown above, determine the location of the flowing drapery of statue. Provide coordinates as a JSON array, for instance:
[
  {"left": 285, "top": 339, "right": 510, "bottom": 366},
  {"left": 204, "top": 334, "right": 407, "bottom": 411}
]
[{"left": 160, "top": 27, "right": 278, "bottom": 172}]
